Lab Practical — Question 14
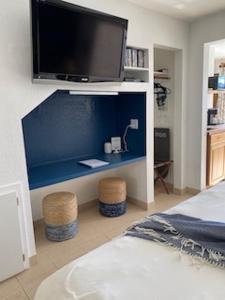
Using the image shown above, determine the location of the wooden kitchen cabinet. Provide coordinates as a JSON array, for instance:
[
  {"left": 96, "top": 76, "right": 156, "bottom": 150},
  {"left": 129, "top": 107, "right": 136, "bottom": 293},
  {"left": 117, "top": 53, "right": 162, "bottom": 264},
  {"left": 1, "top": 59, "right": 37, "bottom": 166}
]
[{"left": 207, "top": 131, "right": 225, "bottom": 186}]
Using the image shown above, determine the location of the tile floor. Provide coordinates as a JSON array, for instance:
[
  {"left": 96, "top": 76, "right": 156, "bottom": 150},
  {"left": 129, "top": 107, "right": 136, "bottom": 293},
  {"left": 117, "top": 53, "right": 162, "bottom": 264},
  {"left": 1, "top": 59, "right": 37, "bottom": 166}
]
[{"left": 0, "top": 189, "right": 192, "bottom": 300}]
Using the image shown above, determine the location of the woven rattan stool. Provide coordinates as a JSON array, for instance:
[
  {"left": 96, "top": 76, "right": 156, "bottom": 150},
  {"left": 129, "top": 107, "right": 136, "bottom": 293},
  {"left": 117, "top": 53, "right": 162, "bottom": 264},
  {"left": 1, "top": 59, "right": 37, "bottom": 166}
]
[
  {"left": 99, "top": 177, "right": 127, "bottom": 217},
  {"left": 43, "top": 192, "right": 78, "bottom": 241}
]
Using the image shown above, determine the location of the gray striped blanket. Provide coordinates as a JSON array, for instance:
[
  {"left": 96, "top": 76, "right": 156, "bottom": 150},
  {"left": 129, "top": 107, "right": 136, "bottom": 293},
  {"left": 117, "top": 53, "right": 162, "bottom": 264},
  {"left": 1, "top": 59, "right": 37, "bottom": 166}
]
[{"left": 125, "top": 213, "right": 225, "bottom": 268}]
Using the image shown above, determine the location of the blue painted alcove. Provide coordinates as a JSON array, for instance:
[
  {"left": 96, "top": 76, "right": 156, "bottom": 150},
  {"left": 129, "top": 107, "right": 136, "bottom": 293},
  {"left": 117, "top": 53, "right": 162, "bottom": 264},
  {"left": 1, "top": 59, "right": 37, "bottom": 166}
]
[{"left": 22, "top": 90, "right": 146, "bottom": 189}]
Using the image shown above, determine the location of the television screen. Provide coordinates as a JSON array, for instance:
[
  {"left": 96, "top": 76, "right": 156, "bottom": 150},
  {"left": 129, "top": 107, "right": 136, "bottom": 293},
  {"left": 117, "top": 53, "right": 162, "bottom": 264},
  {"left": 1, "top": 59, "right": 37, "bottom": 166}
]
[{"left": 31, "top": 0, "right": 128, "bottom": 82}]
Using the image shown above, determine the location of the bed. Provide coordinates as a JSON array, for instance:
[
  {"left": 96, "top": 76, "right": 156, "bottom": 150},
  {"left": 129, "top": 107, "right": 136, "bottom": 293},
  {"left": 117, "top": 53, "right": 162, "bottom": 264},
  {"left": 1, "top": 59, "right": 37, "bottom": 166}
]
[{"left": 34, "top": 182, "right": 225, "bottom": 300}]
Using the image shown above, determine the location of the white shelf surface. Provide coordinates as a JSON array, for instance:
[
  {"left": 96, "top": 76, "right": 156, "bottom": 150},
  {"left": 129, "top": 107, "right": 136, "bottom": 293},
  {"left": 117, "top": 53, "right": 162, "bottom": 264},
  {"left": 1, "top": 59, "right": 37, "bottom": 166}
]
[
  {"left": 125, "top": 66, "right": 149, "bottom": 72},
  {"left": 154, "top": 71, "right": 170, "bottom": 80},
  {"left": 154, "top": 71, "right": 169, "bottom": 76}
]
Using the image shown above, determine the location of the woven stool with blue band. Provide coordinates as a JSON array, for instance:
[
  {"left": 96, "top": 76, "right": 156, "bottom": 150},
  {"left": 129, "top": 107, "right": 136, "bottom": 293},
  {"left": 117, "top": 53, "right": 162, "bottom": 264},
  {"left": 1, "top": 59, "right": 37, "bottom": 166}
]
[
  {"left": 43, "top": 192, "right": 78, "bottom": 242},
  {"left": 99, "top": 177, "right": 127, "bottom": 217}
]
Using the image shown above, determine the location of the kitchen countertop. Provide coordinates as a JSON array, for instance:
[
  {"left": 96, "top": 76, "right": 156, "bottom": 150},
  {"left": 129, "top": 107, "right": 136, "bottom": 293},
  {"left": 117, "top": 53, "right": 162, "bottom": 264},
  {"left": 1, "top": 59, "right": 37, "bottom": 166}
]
[{"left": 207, "top": 124, "right": 225, "bottom": 135}]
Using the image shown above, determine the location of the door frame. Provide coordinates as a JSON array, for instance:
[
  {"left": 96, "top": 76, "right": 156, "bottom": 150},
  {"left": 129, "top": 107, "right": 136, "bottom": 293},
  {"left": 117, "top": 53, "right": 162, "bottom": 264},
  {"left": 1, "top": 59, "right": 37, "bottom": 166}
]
[{"left": 201, "top": 38, "right": 225, "bottom": 190}]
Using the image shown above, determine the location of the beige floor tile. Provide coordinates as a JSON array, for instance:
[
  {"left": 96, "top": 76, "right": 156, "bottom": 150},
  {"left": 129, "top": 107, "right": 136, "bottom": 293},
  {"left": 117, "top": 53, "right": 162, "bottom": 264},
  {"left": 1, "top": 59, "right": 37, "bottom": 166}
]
[
  {"left": 16, "top": 251, "right": 58, "bottom": 299},
  {"left": 78, "top": 232, "right": 110, "bottom": 255},
  {"left": 2, "top": 290, "right": 29, "bottom": 300},
  {"left": 103, "top": 226, "right": 125, "bottom": 239},
  {"left": 44, "top": 240, "right": 86, "bottom": 269},
  {"left": 48, "top": 246, "right": 86, "bottom": 269},
  {"left": 0, "top": 277, "right": 29, "bottom": 300}
]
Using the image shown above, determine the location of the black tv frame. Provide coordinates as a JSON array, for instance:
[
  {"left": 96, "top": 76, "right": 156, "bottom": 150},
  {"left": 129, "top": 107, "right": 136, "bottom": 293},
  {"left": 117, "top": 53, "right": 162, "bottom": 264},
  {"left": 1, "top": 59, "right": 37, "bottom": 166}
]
[{"left": 31, "top": 0, "right": 128, "bottom": 83}]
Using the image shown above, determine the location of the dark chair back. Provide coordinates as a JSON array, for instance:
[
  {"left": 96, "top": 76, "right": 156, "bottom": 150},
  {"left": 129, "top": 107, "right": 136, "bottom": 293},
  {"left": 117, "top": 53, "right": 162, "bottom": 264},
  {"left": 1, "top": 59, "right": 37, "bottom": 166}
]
[{"left": 154, "top": 128, "right": 170, "bottom": 162}]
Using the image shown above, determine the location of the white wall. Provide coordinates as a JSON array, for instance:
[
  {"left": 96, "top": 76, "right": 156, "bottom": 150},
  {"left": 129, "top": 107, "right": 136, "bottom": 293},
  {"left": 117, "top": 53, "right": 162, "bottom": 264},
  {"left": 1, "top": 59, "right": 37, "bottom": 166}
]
[
  {"left": 0, "top": 0, "right": 189, "bottom": 257},
  {"left": 187, "top": 10, "right": 225, "bottom": 190}
]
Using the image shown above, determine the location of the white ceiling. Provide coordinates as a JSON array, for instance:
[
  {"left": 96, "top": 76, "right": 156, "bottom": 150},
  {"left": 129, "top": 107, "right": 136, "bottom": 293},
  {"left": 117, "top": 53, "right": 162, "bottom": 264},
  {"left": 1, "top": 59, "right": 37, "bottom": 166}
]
[{"left": 128, "top": 0, "right": 225, "bottom": 21}]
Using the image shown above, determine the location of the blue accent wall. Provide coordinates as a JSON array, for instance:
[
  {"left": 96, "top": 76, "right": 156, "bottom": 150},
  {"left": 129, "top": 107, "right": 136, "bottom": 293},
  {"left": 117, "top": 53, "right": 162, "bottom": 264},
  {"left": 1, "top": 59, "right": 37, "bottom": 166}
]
[
  {"left": 116, "top": 93, "right": 146, "bottom": 155},
  {"left": 22, "top": 90, "right": 146, "bottom": 170}
]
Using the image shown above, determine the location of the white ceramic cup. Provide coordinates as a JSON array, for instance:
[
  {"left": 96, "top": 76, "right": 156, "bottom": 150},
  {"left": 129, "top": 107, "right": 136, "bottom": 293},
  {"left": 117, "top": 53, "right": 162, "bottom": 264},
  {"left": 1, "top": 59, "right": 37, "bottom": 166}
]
[{"left": 104, "top": 142, "right": 112, "bottom": 154}]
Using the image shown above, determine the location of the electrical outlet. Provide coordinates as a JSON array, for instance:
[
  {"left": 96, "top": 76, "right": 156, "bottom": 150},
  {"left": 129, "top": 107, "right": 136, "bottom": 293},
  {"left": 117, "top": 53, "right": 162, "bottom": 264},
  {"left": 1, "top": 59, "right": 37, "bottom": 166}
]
[{"left": 130, "top": 119, "right": 139, "bottom": 129}]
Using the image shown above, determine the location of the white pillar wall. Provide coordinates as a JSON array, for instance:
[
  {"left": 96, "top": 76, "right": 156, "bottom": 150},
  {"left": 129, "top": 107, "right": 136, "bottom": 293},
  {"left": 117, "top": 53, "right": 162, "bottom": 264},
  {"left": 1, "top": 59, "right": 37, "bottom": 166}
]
[
  {"left": 0, "top": 0, "right": 189, "bottom": 258},
  {"left": 187, "top": 11, "right": 225, "bottom": 191}
]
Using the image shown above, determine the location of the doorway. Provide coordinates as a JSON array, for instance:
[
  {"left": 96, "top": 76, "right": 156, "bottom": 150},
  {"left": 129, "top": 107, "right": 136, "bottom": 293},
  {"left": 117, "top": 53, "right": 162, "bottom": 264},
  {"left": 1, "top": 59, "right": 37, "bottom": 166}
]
[
  {"left": 153, "top": 45, "right": 184, "bottom": 195},
  {"left": 202, "top": 39, "right": 225, "bottom": 189}
]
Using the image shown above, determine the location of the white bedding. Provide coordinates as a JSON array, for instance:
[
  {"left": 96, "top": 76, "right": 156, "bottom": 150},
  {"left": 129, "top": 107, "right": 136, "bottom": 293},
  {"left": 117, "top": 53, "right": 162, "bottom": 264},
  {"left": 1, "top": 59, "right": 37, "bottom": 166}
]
[{"left": 35, "top": 182, "right": 225, "bottom": 300}]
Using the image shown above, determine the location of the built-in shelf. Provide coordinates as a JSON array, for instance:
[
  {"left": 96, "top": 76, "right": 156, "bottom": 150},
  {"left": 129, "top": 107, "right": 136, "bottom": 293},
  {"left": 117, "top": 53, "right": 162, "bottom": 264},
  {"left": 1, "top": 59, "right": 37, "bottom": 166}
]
[
  {"left": 124, "top": 66, "right": 149, "bottom": 72},
  {"left": 23, "top": 90, "right": 147, "bottom": 190},
  {"left": 124, "top": 45, "right": 149, "bottom": 83},
  {"left": 154, "top": 72, "right": 170, "bottom": 80},
  {"left": 28, "top": 153, "right": 146, "bottom": 190}
]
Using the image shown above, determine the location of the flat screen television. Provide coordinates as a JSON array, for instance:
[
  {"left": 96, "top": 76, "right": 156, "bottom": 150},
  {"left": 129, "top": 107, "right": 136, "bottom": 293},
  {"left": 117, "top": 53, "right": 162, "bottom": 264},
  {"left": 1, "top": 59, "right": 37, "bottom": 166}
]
[{"left": 31, "top": 0, "right": 128, "bottom": 83}]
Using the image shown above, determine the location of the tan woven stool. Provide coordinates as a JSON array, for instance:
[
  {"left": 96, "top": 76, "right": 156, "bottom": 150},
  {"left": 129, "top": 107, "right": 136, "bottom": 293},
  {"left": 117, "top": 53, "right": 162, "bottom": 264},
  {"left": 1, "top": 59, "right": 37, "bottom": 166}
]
[
  {"left": 43, "top": 192, "right": 78, "bottom": 241},
  {"left": 99, "top": 177, "right": 127, "bottom": 217}
]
